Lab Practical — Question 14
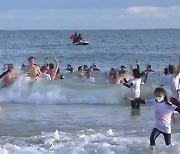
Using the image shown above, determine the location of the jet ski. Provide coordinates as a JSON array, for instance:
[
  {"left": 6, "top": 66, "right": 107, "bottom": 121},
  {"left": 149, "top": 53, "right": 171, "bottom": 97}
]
[{"left": 73, "top": 38, "right": 89, "bottom": 45}]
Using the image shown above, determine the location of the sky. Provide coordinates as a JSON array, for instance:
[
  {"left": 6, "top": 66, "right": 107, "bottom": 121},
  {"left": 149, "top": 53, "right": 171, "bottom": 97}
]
[{"left": 0, "top": 0, "right": 180, "bottom": 30}]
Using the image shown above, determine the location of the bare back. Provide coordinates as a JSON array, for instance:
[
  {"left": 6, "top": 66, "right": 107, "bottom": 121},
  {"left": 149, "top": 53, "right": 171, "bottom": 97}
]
[{"left": 3, "top": 71, "right": 17, "bottom": 86}]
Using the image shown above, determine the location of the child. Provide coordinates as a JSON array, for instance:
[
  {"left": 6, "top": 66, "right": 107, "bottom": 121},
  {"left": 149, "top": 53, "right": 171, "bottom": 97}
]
[{"left": 136, "top": 87, "right": 180, "bottom": 149}]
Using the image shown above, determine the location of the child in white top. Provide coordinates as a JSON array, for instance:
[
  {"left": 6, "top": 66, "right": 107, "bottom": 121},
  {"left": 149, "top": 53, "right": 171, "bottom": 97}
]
[{"left": 135, "top": 87, "right": 180, "bottom": 149}]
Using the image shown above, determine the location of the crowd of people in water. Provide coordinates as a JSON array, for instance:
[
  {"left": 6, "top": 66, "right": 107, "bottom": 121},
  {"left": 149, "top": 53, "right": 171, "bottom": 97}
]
[{"left": 0, "top": 56, "right": 179, "bottom": 150}]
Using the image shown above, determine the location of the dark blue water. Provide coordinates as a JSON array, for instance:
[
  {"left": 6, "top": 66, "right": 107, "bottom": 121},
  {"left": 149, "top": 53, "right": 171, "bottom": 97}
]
[{"left": 0, "top": 30, "right": 180, "bottom": 70}]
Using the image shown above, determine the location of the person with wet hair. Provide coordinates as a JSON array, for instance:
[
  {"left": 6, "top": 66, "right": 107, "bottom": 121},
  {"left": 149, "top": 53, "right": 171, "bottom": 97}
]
[
  {"left": 134, "top": 87, "right": 180, "bottom": 149},
  {"left": 123, "top": 68, "right": 141, "bottom": 109}
]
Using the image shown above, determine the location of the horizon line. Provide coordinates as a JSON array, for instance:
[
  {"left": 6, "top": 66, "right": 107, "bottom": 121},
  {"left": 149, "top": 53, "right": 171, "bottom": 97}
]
[{"left": 0, "top": 28, "right": 180, "bottom": 31}]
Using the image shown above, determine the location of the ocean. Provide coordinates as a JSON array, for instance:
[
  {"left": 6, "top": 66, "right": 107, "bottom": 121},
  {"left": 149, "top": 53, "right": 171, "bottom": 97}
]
[{"left": 0, "top": 29, "right": 180, "bottom": 154}]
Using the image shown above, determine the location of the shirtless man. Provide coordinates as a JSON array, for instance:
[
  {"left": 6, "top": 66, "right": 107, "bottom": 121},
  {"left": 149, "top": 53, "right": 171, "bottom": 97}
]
[
  {"left": 45, "top": 56, "right": 59, "bottom": 80},
  {"left": 23, "top": 57, "right": 41, "bottom": 80},
  {"left": 2, "top": 64, "right": 17, "bottom": 87}
]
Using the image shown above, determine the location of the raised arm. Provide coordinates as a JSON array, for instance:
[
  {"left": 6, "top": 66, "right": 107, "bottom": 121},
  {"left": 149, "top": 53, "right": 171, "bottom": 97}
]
[
  {"left": 136, "top": 59, "right": 140, "bottom": 71},
  {"left": 54, "top": 57, "right": 59, "bottom": 70}
]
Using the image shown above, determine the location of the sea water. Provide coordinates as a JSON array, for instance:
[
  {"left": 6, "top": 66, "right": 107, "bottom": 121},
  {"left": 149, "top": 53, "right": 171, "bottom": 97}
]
[{"left": 0, "top": 30, "right": 180, "bottom": 154}]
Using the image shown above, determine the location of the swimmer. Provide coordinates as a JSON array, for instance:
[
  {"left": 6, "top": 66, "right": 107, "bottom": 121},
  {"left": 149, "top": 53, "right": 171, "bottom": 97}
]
[
  {"left": 45, "top": 56, "right": 59, "bottom": 80},
  {"left": 2, "top": 64, "right": 17, "bottom": 87},
  {"left": 23, "top": 57, "right": 41, "bottom": 80},
  {"left": 81, "top": 69, "right": 95, "bottom": 83},
  {"left": 123, "top": 68, "right": 141, "bottom": 109},
  {"left": 40, "top": 66, "right": 51, "bottom": 80},
  {"left": 135, "top": 87, "right": 180, "bottom": 149}
]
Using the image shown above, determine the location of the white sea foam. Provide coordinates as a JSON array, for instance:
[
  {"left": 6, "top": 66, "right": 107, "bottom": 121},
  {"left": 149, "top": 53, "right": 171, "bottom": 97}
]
[
  {"left": 0, "top": 129, "right": 180, "bottom": 154},
  {"left": 0, "top": 74, "right": 171, "bottom": 105}
]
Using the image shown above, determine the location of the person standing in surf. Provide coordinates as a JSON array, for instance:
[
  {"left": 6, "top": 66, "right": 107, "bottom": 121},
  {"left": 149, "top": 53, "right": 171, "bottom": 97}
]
[
  {"left": 123, "top": 68, "right": 142, "bottom": 109},
  {"left": 134, "top": 87, "right": 180, "bottom": 149},
  {"left": 168, "top": 64, "right": 180, "bottom": 107}
]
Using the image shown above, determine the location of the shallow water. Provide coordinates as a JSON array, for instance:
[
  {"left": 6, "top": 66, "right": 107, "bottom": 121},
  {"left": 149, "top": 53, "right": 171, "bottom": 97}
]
[
  {"left": 0, "top": 104, "right": 180, "bottom": 154},
  {"left": 0, "top": 30, "right": 180, "bottom": 153}
]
